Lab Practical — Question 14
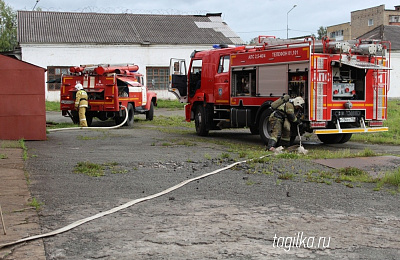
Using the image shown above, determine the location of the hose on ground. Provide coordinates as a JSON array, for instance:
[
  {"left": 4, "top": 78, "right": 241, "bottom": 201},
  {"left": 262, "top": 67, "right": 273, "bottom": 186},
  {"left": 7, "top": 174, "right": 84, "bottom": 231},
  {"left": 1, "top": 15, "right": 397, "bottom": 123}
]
[
  {"left": 0, "top": 154, "right": 270, "bottom": 249},
  {"left": 48, "top": 105, "right": 128, "bottom": 132}
]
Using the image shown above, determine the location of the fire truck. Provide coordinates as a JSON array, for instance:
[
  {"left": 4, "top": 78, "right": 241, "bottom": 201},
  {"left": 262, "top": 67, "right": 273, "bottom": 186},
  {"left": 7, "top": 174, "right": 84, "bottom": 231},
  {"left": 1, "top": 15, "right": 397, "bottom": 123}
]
[
  {"left": 169, "top": 37, "right": 390, "bottom": 145},
  {"left": 60, "top": 64, "right": 157, "bottom": 126}
]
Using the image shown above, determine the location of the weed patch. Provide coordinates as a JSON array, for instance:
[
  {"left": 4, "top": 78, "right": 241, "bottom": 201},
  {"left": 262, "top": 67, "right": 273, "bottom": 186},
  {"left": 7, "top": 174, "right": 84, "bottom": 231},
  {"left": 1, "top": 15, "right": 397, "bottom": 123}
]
[
  {"left": 74, "top": 161, "right": 105, "bottom": 177},
  {"left": 28, "top": 197, "right": 44, "bottom": 211},
  {"left": 375, "top": 168, "right": 400, "bottom": 192}
]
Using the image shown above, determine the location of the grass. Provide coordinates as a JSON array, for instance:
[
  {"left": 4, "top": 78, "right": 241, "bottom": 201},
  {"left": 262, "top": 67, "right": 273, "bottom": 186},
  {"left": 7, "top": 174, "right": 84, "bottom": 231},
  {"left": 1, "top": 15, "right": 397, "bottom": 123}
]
[
  {"left": 28, "top": 197, "right": 44, "bottom": 211},
  {"left": 375, "top": 168, "right": 400, "bottom": 192},
  {"left": 74, "top": 161, "right": 105, "bottom": 177},
  {"left": 351, "top": 100, "right": 400, "bottom": 145},
  {"left": 156, "top": 99, "right": 185, "bottom": 109},
  {"left": 46, "top": 101, "right": 60, "bottom": 111}
]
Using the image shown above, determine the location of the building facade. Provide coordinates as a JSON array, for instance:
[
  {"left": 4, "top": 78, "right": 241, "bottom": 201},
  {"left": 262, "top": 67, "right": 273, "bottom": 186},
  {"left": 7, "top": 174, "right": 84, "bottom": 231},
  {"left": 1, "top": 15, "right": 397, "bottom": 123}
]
[
  {"left": 327, "top": 5, "right": 400, "bottom": 40},
  {"left": 17, "top": 11, "right": 244, "bottom": 101},
  {"left": 327, "top": 22, "right": 351, "bottom": 41}
]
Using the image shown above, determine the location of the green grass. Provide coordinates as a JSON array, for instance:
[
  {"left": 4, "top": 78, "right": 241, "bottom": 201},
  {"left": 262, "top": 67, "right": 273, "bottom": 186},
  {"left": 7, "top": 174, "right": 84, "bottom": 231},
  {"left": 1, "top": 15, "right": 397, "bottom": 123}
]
[
  {"left": 46, "top": 101, "right": 60, "bottom": 111},
  {"left": 375, "top": 168, "right": 400, "bottom": 192},
  {"left": 351, "top": 100, "right": 400, "bottom": 145},
  {"left": 156, "top": 99, "right": 185, "bottom": 109},
  {"left": 74, "top": 161, "right": 105, "bottom": 177},
  {"left": 28, "top": 197, "right": 44, "bottom": 211}
]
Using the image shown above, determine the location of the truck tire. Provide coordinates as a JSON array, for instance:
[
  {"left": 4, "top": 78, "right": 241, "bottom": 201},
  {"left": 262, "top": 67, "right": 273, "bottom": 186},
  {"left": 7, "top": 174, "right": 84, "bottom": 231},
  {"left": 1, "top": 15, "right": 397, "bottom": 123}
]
[
  {"left": 71, "top": 110, "right": 79, "bottom": 124},
  {"left": 258, "top": 109, "right": 273, "bottom": 145},
  {"left": 317, "top": 134, "right": 343, "bottom": 144},
  {"left": 86, "top": 114, "right": 93, "bottom": 127},
  {"left": 338, "top": 133, "right": 352, "bottom": 143},
  {"left": 125, "top": 103, "right": 134, "bottom": 127},
  {"left": 195, "top": 105, "right": 209, "bottom": 136},
  {"left": 249, "top": 124, "right": 259, "bottom": 135},
  {"left": 146, "top": 102, "right": 154, "bottom": 121}
]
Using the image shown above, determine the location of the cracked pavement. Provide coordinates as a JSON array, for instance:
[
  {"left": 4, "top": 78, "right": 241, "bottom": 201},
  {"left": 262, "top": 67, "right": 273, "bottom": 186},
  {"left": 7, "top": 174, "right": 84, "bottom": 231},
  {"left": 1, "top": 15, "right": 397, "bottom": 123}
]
[{"left": 3, "top": 109, "right": 400, "bottom": 259}]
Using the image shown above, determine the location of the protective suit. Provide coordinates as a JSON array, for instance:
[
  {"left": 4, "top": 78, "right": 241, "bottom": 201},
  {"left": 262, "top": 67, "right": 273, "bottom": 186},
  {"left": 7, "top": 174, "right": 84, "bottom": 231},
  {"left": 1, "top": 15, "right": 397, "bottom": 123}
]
[
  {"left": 74, "top": 84, "right": 88, "bottom": 127},
  {"left": 266, "top": 96, "right": 304, "bottom": 151}
]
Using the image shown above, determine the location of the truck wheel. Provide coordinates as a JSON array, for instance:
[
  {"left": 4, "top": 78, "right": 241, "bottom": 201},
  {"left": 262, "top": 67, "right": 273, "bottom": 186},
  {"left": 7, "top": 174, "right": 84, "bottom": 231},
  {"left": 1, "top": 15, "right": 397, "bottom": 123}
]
[
  {"left": 249, "top": 124, "right": 259, "bottom": 135},
  {"left": 195, "top": 105, "right": 209, "bottom": 136},
  {"left": 125, "top": 103, "right": 134, "bottom": 127},
  {"left": 146, "top": 102, "right": 154, "bottom": 121},
  {"left": 71, "top": 110, "right": 79, "bottom": 124},
  {"left": 86, "top": 114, "right": 93, "bottom": 127},
  {"left": 258, "top": 109, "right": 273, "bottom": 145},
  {"left": 338, "top": 133, "right": 352, "bottom": 143},
  {"left": 317, "top": 134, "right": 343, "bottom": 144}
]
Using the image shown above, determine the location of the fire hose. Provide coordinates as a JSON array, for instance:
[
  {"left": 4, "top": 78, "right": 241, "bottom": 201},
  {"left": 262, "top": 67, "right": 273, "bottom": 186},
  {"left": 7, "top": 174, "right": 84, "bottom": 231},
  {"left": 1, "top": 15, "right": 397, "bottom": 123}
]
[
  {"left": 48, "top": 105, "right": 128, "bottom": 132},
  {"left": 0, "top": 154, "right": 270, "bottom": 249}
]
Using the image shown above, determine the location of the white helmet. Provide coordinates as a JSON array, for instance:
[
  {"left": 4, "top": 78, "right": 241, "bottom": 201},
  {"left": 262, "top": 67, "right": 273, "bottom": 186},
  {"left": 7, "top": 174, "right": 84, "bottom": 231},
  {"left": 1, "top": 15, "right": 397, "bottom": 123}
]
[
  {"left": 292, "top": 96, "right": 305, "bottom": 107},
  {"left": 75, "top": 83, "right": 83, "bottom": 90}
]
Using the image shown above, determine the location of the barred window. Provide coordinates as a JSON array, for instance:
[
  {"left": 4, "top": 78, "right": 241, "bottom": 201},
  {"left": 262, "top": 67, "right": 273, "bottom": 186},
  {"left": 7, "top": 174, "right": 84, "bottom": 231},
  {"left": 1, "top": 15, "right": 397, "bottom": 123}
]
[
  {"left": 47, "top": 66, "right": 69, "bottom": 91},
  {"left": 146, "top": 67, "right": 169, "bottom": 90}
]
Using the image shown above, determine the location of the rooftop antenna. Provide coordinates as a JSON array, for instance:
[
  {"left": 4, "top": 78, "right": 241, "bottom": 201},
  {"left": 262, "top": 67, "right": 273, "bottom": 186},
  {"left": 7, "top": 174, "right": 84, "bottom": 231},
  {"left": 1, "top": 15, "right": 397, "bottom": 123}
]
[{"left": 33, "top": 0, "right": 40, "bottom": 11}]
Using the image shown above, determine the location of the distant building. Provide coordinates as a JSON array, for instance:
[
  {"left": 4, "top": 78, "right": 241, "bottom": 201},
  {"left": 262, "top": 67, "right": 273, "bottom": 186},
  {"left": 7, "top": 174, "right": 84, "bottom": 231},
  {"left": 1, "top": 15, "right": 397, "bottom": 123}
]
[
  {"left": 351, "top": 4, "right": 400, "bottom": 39},
  {"left": 16, "top": 11, "right": 244, "bottom": 101},
  {"left": 327, "top": 22, "right": 351, "bottom": 41},
  {"left": 327, "top": 5, "right": 400, "bottom": 40}
]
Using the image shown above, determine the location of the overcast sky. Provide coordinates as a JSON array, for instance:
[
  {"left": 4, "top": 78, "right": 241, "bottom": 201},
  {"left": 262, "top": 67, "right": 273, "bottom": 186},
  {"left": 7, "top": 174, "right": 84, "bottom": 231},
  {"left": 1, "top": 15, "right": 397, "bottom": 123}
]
[{"left": 5, "top": 0, "right": 400, "bottom": 42}]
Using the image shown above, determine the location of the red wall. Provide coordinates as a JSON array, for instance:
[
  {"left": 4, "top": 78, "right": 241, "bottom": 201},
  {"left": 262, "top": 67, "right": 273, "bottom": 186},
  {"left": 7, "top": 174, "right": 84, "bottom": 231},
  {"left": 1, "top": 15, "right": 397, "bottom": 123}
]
[{"left": 0, "top": 55, "right": 46, "bottom": 140}]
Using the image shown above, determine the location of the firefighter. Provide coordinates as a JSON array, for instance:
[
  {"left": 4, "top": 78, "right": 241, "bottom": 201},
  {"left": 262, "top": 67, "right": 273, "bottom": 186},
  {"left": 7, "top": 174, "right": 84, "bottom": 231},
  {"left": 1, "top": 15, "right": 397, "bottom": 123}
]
[
  {"left": 266, "top": 96, "right": 305, "bottom": 151},
  {"left": 74, "top": 83, "right": 88, "bottom": 127}
]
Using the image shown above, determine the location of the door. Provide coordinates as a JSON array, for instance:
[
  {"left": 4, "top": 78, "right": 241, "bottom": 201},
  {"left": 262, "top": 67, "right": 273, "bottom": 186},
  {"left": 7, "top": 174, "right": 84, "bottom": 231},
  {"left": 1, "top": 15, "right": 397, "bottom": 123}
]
[
  {"left": 169, "top": 58, "right": 187, "bottom": 102},
  {"left": 214, "top": 55, "right": 230, "bottom": 104}
]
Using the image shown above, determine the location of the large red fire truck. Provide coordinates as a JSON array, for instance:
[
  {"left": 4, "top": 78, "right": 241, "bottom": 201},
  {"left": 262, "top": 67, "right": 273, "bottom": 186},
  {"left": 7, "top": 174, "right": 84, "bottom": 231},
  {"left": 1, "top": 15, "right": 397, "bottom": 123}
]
[
  {"left": 169, "top": 37, "right": 390, "bottom": 145},
  {"left": 60, "top": 64, "right": 157, "bottom": 126}
]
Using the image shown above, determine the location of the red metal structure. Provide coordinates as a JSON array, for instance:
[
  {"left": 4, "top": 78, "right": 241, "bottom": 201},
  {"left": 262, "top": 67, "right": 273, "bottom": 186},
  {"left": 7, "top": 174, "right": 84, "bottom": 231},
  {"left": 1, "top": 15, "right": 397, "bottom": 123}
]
[
  {"left": 169, "top": 37, "right": 390, "bottom": 144},
  {"left": 61, "top": 64, "right": 157, "bottom": 126},
  {"left": 0, "top": 55, "right": 46, "bottom": 140}
]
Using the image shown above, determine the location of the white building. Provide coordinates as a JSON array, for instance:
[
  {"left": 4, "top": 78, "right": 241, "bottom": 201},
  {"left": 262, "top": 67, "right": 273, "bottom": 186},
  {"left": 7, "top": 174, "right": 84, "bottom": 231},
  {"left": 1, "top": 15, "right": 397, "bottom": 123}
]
[{"left": 17, "top": 11, "right": 244, "bottom": 101}]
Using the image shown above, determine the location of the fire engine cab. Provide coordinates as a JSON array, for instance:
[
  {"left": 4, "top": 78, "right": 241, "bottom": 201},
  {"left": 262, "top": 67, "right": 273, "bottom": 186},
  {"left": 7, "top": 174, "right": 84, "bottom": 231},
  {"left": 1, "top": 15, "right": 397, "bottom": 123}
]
[
  {"left": 169, "top": 37, "right": 390, "bottom": 145},
  {"left": 60, "top": 64, "right": 157, "bottom": 126}
]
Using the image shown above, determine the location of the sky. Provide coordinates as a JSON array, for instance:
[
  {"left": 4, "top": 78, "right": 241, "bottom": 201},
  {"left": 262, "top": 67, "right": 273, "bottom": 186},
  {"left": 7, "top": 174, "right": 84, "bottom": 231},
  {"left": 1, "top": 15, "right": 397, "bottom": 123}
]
[{"left": 5, "top": 0, "right": 400, "bottom": 43}]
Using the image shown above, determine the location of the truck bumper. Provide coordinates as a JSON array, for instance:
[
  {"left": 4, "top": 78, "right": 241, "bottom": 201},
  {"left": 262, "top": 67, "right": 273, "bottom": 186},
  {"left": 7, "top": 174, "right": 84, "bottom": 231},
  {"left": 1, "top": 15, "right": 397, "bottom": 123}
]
[{"left": 314, "top": 127, "right": 388, "bottom": 134}]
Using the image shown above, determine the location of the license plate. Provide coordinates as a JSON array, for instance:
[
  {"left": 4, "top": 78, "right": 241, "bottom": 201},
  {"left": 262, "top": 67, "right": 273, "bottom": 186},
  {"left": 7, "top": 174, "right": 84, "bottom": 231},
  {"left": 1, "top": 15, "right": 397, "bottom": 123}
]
[{"left": 339, "top": 117, "right": 356, "bottom": 123}]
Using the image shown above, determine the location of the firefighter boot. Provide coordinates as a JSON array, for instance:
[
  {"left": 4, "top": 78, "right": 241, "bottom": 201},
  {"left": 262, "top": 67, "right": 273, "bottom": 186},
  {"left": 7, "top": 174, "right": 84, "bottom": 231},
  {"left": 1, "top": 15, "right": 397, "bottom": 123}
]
[{"left": 266, "top": 139, "right": 277, "bottom": 151}]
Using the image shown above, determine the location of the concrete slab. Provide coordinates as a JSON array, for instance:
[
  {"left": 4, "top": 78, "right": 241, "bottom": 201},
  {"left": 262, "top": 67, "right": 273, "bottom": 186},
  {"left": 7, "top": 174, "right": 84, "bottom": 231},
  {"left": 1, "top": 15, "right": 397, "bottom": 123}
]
[
  {"left": 313, "top": 156, "right": 400, "bottom": 176},
  {"left": 0, "top": 145, "right": 46, "bottom": 260}
]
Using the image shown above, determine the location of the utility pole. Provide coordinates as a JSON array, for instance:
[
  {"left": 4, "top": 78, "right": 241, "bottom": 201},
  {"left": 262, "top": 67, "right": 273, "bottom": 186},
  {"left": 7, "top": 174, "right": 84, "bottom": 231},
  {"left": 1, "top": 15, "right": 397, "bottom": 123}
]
[{"left": 287, "top": 5, "right": 297, "bottom": 39}]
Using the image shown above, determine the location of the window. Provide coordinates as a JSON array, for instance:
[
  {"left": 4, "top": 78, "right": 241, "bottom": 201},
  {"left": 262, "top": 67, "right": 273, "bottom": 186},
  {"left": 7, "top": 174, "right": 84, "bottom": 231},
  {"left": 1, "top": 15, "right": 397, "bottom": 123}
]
[
  {"left": 232, "top": 68, "right": 256, "bottom": 96},
  {"left": 389, "top": 15, "right": 400, "bottom": 23},
  {"left": 368, "top": 19, "right": 374, "bottom": 26},
  {"left": 218, "top": 55, "right": 230, "bottom": 73},
  {"left": 47, "top": 66, "right": 70, "bottom": 91},
  {"left": 146, "top": 67, "right": 169, "bottom": 90}
]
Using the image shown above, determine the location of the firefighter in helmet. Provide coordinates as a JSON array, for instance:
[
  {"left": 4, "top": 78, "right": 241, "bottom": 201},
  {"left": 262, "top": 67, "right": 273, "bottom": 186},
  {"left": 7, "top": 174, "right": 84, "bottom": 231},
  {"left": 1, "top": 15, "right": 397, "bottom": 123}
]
[
  {"left": 74, "top": 83, "right": 88, "bottom": 127},
  {"left": 266, "top": 96, "right": 305, "bottom": 151}
]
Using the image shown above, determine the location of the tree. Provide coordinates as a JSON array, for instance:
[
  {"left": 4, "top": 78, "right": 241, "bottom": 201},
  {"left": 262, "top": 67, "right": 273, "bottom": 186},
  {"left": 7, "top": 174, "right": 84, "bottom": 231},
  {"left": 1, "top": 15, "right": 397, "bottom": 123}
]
[
  {"left": 317, "top": 26, "right": 327, "bottom": 40},
  {"left": 0, "top": 0, "right": 17, "bottom": 52}
]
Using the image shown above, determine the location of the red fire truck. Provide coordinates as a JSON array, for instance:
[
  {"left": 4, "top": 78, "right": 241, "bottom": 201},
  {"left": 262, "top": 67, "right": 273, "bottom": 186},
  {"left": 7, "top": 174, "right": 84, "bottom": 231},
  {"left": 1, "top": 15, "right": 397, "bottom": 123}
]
[
  {"left": 169, "top": 37, "right": 390, "bottom": 144},
  {"left": 60, "top": 64, "right": 157, "bottom": 126}
]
